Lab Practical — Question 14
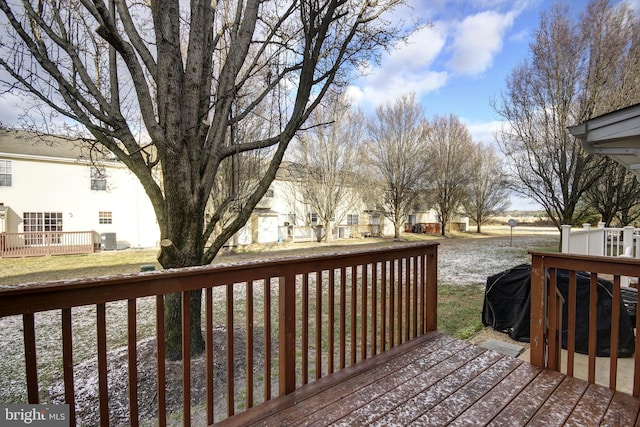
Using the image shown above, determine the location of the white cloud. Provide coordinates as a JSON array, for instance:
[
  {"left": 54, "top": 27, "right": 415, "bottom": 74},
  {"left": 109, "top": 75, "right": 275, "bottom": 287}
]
[
  {"left": 386, "top": 23, "right": 448, "bottom": 71},
  {"left": 350, "top": 23, "right": 449, "bottom": 109},
  {"left": 350, "top": 2, "right": 535, "bottom": 115},
  {"left": 447, "top": 10, "right": 517, "bottom": 75},
  {"left": 353, "top": 70, "right": 449, "bottom": 109},
  {"left": 464, "top": 119, "right": 503, "bottom": 145}
]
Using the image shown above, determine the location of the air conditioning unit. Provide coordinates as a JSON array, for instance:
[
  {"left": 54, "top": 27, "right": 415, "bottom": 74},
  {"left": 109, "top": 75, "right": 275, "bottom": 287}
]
[{"left": 101, "top": 232, "right": 117, "bottom": 250}]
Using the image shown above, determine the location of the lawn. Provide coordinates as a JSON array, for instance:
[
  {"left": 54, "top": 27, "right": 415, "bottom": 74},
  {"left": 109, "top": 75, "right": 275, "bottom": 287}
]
[
  {"left": 0, "top": 249, "right": 161, "bottom": 286},
  {"left": 438, "top": 284, "right": 485, "bottom": 338}
]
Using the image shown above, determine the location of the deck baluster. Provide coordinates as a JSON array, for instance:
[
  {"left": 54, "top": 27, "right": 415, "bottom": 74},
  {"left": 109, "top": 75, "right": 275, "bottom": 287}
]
[{"left": 279, "top": 272, "right": 296, "bottom": 395}]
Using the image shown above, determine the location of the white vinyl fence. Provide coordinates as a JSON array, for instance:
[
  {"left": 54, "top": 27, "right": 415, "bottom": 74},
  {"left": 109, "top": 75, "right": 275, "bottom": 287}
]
[{"left": 561, "top": 222, "right": 639, "bottom": 285}]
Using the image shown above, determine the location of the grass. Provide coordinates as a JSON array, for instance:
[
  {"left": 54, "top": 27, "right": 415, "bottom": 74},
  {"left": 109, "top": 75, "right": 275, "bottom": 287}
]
[
  {"left": 0, "top": 249, "right": 161, "bottom": 286},
  {"left": 438, "top": 284, "right": 485, "bottom": 339},
  {"left": 0, "top": 230, "right": 560, "bottom": 423},
  {"left": 0, "top": 233, "right": 557, "bottom": 343}
]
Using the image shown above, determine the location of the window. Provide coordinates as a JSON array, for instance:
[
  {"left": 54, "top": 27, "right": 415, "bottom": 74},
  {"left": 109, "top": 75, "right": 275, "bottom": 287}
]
[
  {"left": 347, "top": 214, "right": 359, "bottom": 225},
  {"left": 408, "top": 214, "right": 416, "bottom": 225},
  {"left": 44, "top": 212, "right": 63, "bottom": 232},
  {"left": 0, "top": 160, "right": 12, "bottom": 186},
  {"left": 99, "top": 211, "right": 113, "bottom": 224},
  {"left": 309, "top": 212, "right": 318, "bottom": 225},
  {"left": 23, "top": 212, "right": 43, "bottom": 235},
  {"left": 23, "top": 212, "right": 63, "bottom": 244},
  {"left": 91, "top": 166, "right": 107, "bottom": 191}
]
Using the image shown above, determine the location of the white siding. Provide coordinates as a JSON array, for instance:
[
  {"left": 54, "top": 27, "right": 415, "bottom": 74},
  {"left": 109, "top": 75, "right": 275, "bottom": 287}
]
[{"left": 0, "top": 157, "right": 159, "bottom": 247}]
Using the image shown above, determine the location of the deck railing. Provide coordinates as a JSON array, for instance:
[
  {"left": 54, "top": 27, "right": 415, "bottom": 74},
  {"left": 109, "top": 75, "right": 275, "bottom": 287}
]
[
  {"left": 530, "top": 251, "right": 640, "bottom": 395},
  {"left": 0, "top": 242, "right": 438, "bottom": 426},
  {"left": 0, "top": 231, "right": 101, "bottom": 258},
  {"left": 562, "top": 223, "right": 640, "bottom": 258}
]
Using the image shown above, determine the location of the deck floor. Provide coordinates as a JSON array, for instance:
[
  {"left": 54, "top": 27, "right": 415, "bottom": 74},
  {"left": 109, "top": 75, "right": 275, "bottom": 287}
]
[{"left": 217, "top": 332, "right": 640, "bottom": 426}]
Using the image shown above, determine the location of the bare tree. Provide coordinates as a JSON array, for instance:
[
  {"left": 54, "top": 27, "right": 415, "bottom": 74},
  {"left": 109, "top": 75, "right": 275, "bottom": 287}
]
[
  {"left": 584, "top": 158, "right": 640, "bottom": 226},
  {"left": 0, "top": 0, "right": 417, "bottom": 359},
  {"left": 463, "top": 143, "right": 510, "bottom": 233},
  {"left": 423, "top": 114, "right": 474, "bottom": 236},
  {"left": 365, "top": 93, "right": 427, "bottom": 238},
  {"left": 494, "top": 1, "right": 640, "bottom": 230},
  {"left": 578, "top": 0, "right": 640, "bottom": 118},
  {"left": 293, "top": 92, "right": 364, "bottom": 242}
]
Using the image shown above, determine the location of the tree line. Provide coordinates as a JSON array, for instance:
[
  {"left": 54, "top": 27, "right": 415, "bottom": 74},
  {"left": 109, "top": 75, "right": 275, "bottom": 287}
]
[{"left": 294, "top": 91, "right": 510, "bottom": 239}]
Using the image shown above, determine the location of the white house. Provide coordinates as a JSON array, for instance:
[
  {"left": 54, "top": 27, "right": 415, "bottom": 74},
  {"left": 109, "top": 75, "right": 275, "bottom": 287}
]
[
  {"left": 0, "top": 130, "right": 159, "bottom": 248},
  {"left": 1, "top": 130, "right": 467, "bottom": 253}
]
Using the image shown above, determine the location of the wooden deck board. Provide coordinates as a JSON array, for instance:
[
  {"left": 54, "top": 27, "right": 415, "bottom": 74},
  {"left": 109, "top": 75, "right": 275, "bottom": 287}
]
[
  {"left": 526, "top": 375, "right": 589, "bottom": 426},
  {"left": 487, "top": 368, "right": 566, "bottom": 426},
  {"left": 601, "top": 391, "right": 640, "bottom": 426},
  {"left": 309, "top": 342, "right": 485, "bottom": 426},
  {"left": 364, "top": 350, "right": 504, "bottom": 426},
  {"left": 564, "top": 383, "right": 614, "bottom": 426},
  {"left": 215, "top": 332, "right": 640, "bottom": 426},
  {"left": 408, "top": 356, "right": 523, "bottom": 426},
  {"left": 448, "top": 362, "right": 542, "bottom": 426},
  {"left": 264, "top": 334, "right": 460, "bottom": 426}
]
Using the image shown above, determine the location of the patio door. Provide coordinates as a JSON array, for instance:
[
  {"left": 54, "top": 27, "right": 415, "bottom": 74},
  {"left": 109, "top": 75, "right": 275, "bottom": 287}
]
[{"left": 23, "top": 212, "right": 63, "bottom": 245}]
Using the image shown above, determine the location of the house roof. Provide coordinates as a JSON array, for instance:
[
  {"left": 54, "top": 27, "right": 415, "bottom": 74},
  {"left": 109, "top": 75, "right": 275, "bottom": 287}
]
[
  {"left": 568, "top": 103, "right": 640, "bottom": 178},
  {"left": 0, "top": 129, "right": 117, "bottom": 164}
]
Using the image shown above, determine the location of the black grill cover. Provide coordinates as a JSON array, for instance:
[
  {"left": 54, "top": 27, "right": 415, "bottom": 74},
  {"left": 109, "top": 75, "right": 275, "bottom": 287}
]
[
  {"left": 482, "top": 264, "right": 635, "bottom": 357},
  {"left": 482, "top": 264, "right": 532, "bottom": 342}
]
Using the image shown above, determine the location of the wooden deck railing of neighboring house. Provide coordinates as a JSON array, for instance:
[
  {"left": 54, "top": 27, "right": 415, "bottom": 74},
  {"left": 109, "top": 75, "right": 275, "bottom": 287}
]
[
  {"left": 404, "top": 223, "right": 441, "bottom": 234},
  {"left": 530, "top": 251, "right": 640, "bottom": 395},
  {"left": 0, "top": 231, "right": 101, "bottom": 258},
  {"left": 0, "top": 242, "right": 438, "bottom": 426}
]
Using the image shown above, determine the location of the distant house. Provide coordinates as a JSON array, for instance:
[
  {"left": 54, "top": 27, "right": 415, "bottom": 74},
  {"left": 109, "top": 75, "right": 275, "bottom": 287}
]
[
  {"left": 232, "top": 164, "right": 391, "bottom": 244},
  {"left": 0, "top": 130, "right": 159, "bottom": 248},
  {"left": 1, "top": 130, "right": 464, "bottom": 254}
]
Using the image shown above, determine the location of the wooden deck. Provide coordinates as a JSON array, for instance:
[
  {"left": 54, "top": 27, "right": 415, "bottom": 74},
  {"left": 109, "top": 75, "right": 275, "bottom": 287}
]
[{"left": 218, "top": 332, "right": 640, "bottom": 426}]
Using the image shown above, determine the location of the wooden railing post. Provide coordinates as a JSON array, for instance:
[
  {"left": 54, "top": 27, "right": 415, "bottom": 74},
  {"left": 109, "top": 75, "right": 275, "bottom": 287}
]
[
  {"left": 530, "top": 254, "right": 546, "bottom": 367},
  {"left": 279, "top": 271, "right": 296, "bottom": 395},
  {"left": 425, "top": 247, "right": 437, "bottom": 332}
]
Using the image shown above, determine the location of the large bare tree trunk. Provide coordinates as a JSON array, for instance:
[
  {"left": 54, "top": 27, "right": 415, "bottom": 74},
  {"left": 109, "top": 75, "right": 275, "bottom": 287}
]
[
  {"left": 0, "top": 0, "right": 419, "bottom": 360},
  {"left": 164, "top": 291, "right": 206, "bottom": 360}
]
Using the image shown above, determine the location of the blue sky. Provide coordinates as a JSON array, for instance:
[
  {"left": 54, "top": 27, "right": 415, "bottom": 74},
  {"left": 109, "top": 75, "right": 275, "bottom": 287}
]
[
  {"left": 348, "top": 0, "right": 639, "bottom": 209},
  {"left": 348, "top": 0, "right": 593, "bottom": 145}
]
